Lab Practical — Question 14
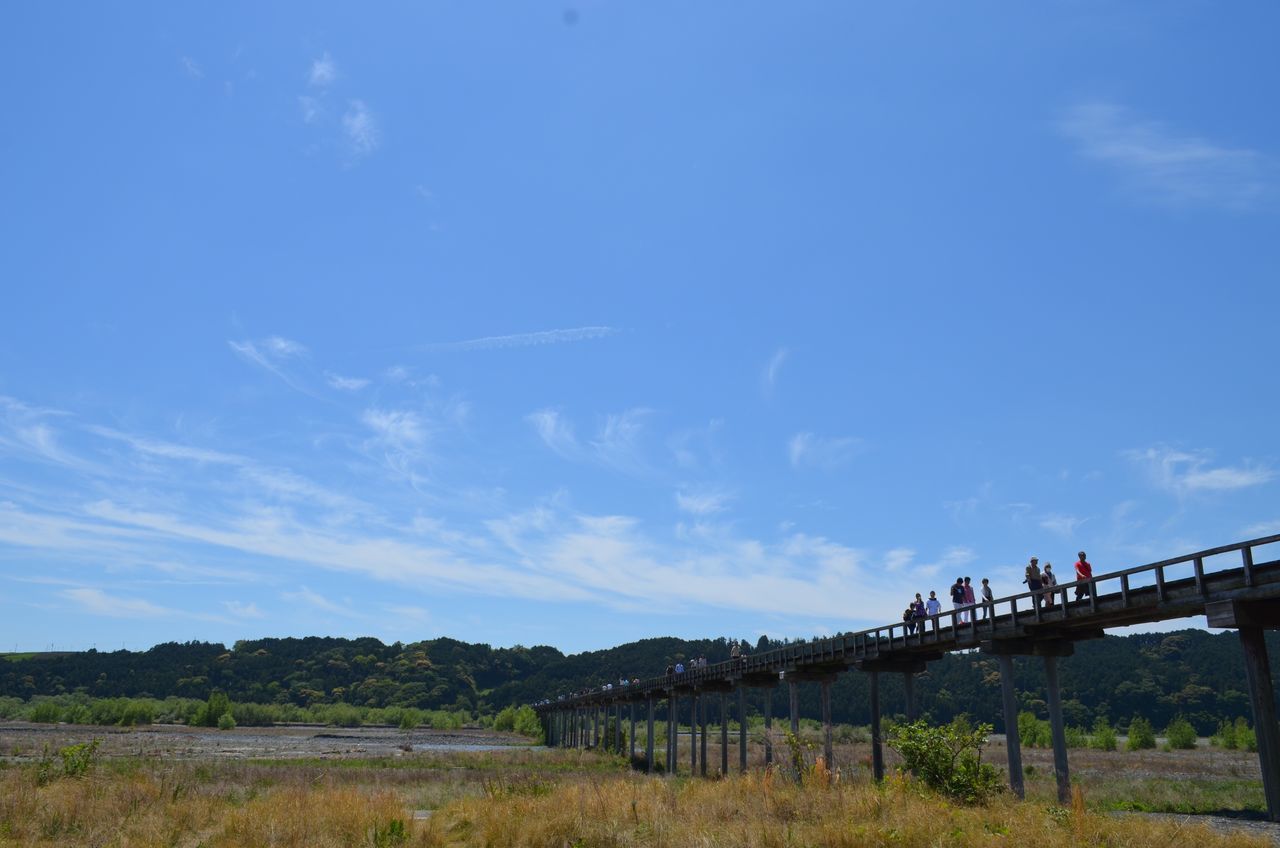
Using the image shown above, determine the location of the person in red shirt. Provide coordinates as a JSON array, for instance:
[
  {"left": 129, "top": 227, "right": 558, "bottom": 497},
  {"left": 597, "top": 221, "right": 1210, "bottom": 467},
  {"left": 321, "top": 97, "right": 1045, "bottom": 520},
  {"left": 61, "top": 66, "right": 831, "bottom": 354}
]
[{"left": 1074, "top": 551, "right": 1093, "bottom": 600}]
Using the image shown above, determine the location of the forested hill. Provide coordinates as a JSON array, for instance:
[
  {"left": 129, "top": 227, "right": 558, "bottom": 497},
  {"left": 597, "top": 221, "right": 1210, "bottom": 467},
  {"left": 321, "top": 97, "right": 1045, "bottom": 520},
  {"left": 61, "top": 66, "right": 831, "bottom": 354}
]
[{"left": 2, "top": 629, "right": 1276, "bottom": 733}]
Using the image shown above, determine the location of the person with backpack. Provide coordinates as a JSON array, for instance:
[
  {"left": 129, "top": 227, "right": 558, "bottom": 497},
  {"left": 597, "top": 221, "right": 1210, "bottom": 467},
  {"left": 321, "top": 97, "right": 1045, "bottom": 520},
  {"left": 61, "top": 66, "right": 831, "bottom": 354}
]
[{"left": 1023, "top": 556, "right": 1043, "bottom": 609}]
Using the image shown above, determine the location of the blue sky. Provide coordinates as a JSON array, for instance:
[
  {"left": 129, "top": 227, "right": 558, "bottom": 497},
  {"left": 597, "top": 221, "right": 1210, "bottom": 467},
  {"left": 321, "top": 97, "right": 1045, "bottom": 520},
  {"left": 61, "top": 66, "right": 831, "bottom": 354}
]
[{"left": 2, "top": 2, "right": 1278, "bottom": 654}]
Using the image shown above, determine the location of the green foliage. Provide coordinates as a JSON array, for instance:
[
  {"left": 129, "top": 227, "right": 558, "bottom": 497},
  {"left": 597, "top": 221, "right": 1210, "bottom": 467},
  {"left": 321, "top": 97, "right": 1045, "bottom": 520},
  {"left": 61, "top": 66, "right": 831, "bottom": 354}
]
[
  {"left": 1163, "top": 716, "right": 1197, "bottom": 750},
  {"left": 191, "top": 691, "right": 232, "bottom": 727},
  {"left": 1126, "top": 716, "right": 1156, "bottom": 750},
  {"left": 1211, "top": 717, "right": 1256, "bottom": 752},
  {"left": 371, "top": 818, "right": 407, "bottom": 848},
  {"left": 397, "top": 708, "right": 422, "bottom": 730},
  {"left": 1090, "top": 717, "right": 1117, "bottom": 751},
  {"left": 1063, "top": 725, "right": 1088, "bottom": 749},
  {"left": 28, "top": 700, "right": 62, "bottom": 723},
  {"left": 493, "top": 704, "right": 543, "bottom": 740},
  {"left": 217, "top": 712, "right": 237, "bottom": 730},
  {"left": 35, "top": 741, "right": 99, "bottom": 786},
  {"left": 886, "top": 718, "right": 1004, "bottom": 804},
  {"left": 1016, "top": 711, "right": 1051, "bottom": 748}
]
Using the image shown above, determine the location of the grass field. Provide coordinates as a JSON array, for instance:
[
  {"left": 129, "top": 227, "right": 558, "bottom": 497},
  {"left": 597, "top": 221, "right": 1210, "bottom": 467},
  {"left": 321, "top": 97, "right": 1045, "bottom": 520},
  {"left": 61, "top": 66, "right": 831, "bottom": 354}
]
[{"left": 0, "top": 727, "right": 1271, "bottom": 847}]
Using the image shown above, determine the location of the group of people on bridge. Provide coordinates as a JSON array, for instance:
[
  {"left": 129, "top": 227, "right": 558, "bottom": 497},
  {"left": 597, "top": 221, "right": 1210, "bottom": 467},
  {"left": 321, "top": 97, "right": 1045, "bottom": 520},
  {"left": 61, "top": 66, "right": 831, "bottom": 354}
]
[{"left": 903, "top": 551, "right": 1094, "bottom": 635}]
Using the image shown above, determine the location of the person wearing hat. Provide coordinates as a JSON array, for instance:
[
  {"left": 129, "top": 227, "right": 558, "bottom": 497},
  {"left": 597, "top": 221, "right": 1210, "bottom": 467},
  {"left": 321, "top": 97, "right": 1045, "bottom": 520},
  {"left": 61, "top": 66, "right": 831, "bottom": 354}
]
[
  {"left": 1023, "top": 556, "right": 1043, "bottom": 609},
  {"left": 1074, "top": 551, "right": 1093, "bottom": 600}
]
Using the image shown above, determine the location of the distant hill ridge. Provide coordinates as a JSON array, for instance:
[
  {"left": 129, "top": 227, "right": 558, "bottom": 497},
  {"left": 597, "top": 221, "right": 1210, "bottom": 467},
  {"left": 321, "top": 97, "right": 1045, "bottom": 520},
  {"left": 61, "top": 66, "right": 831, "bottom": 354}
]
[{"left": 3, "top": 629, "right": 1276, "bottom": 733}]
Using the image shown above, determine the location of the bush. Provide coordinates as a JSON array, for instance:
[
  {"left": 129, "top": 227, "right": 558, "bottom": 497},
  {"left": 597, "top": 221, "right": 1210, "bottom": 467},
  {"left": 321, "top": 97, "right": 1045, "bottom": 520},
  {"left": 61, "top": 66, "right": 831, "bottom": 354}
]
[
  {"left": 191, "top": 691, "right": 232, "bottom": 728},
  {"left": 230, "top": 702, "right": 276, "bottom": 727},
  {"left": 1126, "top": 716, "right": 1156, "bottom": 751},
  {"left": 493, "top": 706, "right": 519, "bottom": 732},
  {"left": 1090, "top": 717, "right": 1117, "bottom": 751},
  {"left": 1236, "top": 718, "right": 1258, "bottom": 753},
  {"left": 28, "top": 700, "right": 62, "bottom": 723},
  {"left": 886, "top": 718, "right": 1004, "bottom": 804},
  {"left": 1164, "top": 716, "right": 1197, "bottom": 750},
  {"left": 217, "top": 712, "right": 237, "bottom": 730},
  {"left": 1063, "top": 725, "right": 1088, "bottom": 749},
  {"left": 1016, "top": 711, "right": 1051, "bottom": 748},
  {"left": 398, "top": 709, "right": 422, "bottom": 730}
]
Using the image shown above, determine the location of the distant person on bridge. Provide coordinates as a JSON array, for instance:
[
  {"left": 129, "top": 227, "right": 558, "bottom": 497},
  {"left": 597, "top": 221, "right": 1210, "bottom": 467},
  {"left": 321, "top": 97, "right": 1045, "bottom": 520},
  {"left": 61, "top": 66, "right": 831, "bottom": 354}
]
[
  {"left": 911, "top": 593, "right": 926, "bottom": 632},
  {"left": 950, "top": 577, "right": 968, "bottom": 624},
  {"left": 963, "top": 576, "right": 976, "bottom": 618},
  {"left": 925, "top": 590, "right": 941, "bottom": 631},
  {"left": 1075, "top": 551, "right": 1093, "bottom": 600},
  {"left": 1024, "top": 556, "right": 1043, "bottom": 608},
  {"left": 1042, "top": 563, "right": 1058, "bottom": 608},
  {"left": 980, "top": 577, "right": 993, "bottom": 619}
]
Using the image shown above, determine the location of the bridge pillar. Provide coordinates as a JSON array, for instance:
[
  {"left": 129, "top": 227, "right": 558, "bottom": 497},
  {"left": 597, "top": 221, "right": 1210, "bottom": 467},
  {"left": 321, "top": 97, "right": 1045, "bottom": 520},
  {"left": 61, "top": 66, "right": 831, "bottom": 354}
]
[
  {"left": 720, "top": 691, "right": 729, "bottom": 776},
  {"left": 1044, "top": 655, "right": 1071, "bottom": 804},
  {"left": 789, "top": 679, "right": 800, "bottom": 736},
  {"left": 998, "top": 654, "right": 1024, "bottom": 799},
  {"left": 1208, "top": 601, "right": 1280, "bottom": 821},
  {"left": 670, "top": 693, "right": 678, "bottom": 775},
  {"left": 616, "top": 702, "right": 623, "bottom": 753},
  {"left": 690, "top": 694, "right": 698, "bottom": 775},
  {"left": 904, "top": 671, "right": 917, "bottom": 723},
  {"left": 821, "top": 678, "right": 833, "bottom": 770},
  {"left": 869, "top": 671, "right": 883, "bottom": 781},
  {"left": 700, "top": 694, "right": 708, "bottom": 776},
  {"left": 763, "top": 685, "right": 773, "bottom": 766},
  {"left": 630, "top": 702, "right": 636, "bottom": 763},
  {"left": 646, "top": 696, "right": 655, "bottom": 774},
  {"left": 739, "top": 687, "right": 748, "bottom": 773}
]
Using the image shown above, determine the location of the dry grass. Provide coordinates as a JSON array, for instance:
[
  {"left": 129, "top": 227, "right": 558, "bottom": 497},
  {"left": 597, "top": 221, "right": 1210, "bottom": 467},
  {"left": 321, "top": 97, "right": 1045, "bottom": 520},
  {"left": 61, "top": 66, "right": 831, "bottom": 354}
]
[
  {"left": 430, "top": 770, "right": 1270, "bottom": 848},
  {"left": 0, "top": 740, "right": 1272, "bottom": 848}
]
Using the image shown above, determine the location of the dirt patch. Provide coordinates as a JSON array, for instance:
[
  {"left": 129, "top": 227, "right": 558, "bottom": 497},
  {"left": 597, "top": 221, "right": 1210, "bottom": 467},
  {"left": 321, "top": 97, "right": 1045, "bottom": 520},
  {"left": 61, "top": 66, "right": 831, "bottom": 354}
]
[{"left": 0, "top": 720, "right": 538, "bottom": 761}]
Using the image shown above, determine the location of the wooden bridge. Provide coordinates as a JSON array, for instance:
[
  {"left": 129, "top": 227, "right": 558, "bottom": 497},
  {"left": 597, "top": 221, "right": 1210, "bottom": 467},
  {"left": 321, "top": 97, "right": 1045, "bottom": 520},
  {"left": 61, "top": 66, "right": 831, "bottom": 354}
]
[{"left": 534, "top": 534, "right": 1280, "bottom": 819}]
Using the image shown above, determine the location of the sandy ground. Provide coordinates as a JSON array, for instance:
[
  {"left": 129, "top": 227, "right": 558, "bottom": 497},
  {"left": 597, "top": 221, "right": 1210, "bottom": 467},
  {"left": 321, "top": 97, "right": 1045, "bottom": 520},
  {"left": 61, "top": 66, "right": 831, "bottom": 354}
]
[{"left": 0, "top": 720, "right": 538, "bottom": 761}]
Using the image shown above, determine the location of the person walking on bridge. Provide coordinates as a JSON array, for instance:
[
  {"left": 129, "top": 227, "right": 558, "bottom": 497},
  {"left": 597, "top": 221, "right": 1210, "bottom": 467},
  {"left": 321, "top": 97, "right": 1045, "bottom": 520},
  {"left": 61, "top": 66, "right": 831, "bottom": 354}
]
[
  {"left": 1074, "top": 551, "right": 1093, "bottom": 600},
  {"left": 979, "top": 577, "right": 993, "bottom": 619},
  {"left": 950, "top": 577, "right": 967, "bottom": 624},
  {"left": 925, "top": 590, "right": 941, "bottom": 631},
  {"left": 1042, "top": 563, "right": 1058, "bottom": 609},
  {"left": 1024, "top": 556, "right": 1043, "bottom": 609},
  {"left": 962, "top": 576, "right": 976, "bottom": 619}
]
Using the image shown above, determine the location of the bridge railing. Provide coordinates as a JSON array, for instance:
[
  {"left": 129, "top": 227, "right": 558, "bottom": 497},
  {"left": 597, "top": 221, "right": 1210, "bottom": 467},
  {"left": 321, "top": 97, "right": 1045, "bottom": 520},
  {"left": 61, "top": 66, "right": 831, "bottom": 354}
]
[{"left": 542, "top": 534, "right": 1280, "bottom": 708}]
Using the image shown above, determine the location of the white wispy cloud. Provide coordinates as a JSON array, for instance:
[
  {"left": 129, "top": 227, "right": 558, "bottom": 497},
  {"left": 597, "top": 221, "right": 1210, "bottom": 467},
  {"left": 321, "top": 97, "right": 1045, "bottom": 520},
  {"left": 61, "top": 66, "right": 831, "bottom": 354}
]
[
  {"left": 788, "top": 432, "right": 864, "bottom": 471},
  {"left": 1058, "top": 101, "right": 1270, "bottom": 210},
  {"left": 283, "top": 586, "right": 352, "bottom": 615},
  {"left": 675, "top": 488, "right": 731, "bottom": 516},
  {"left": 1125, "top": 446, "right": 1273, "bottom": 494},
  {"left": 425, "top": 326, "right": 618, "bottom": 352},
  {"left": 61, "top": 588, "right": 171, "bottom": 619},
  {"left": 223, "top": 600, "right": 265, "bottom": 619},
  {"left": 326, "top": 372, "right": 370, "bottom": 391},
  {"left": 883, "top": 547, "right": 915, "bottom": 572},
  {"left": 762, "top": 347, "right": 788, "bottom": 396},
  {"left": 298, "top": 96, "right": 323, "bottom": 124},
  {"left": 1039, "top": 513, "right": 1088, "bottom": 537},
  {"left": 362, "top": 408, "right": 427, "bottom": 450},
  {"left": 1243, "top": 520, "right": 1280, "bottom": 539},
  {"left": 228, "top": 336, "right": 322, "bottom": 398},
  {"left": 309, "top": 53, "right": 337, "bottom": 87},
  {"left": 181, "top": 56, "right": 203, "bottom": 79},
  {"left": 342, "top": 100, "right": 379, "bottom": 156}
]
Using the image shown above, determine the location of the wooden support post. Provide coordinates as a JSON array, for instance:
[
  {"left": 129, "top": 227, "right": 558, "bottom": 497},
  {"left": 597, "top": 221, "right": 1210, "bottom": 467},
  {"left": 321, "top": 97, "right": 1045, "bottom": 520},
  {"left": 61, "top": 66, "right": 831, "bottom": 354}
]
[
  {"left": 701, "top": 695, "right": 709, "bottom": 777},
  {"left": 869, "top": 671, "right": 884, "bottom": 781},
  {"left": 630, "top": 703, "right": 636, "bottom": 763},
  {"left": 739, "top": 687, "right": 748, "bottom": 773},
  {"left": 720, "top": 691, "right": 729, "bottom": 776},
  {"left": 646, "top": 697, "right": 655, "bottom": 774},
  {"left": 667, "top": 694, "right": 676, "bottom": 776},
  {"left": 903, "top": 671, "right": 917, "bottom": 722},
  {"left": 1240, "top": 627, "right": 1280, "bottom": 820},
  {"left": 690, "top": 694, "right": 698, "bottom": 775},
  {"left": 821, "top": 678, "right": 833, "bottom": 770},
  {"left": 998, "top": 654, "right": 1025, "bottom": 799},
  {"left": 615, "top": 703, "right": 622, "bottom": 753},
  {"left": 763, "top": 686, "right": 774, "bottom": 766},
  {"left": 1044, "top": 655, "right": 1071, "bottom": 804},
  {"left": 789, "top": 680, "right": 800, "bottom": 735}
]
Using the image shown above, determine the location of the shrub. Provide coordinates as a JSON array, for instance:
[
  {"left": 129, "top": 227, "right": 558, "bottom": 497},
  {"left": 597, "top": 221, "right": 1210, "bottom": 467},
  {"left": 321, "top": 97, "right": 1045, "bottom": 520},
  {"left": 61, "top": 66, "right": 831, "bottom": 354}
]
[
  {"left": 1090, "top": 717, "right": 1117, "bottom": 751},
  {"left": 116, "top": 700, "right": 156, "bottom": 727},
  {"left": 398, "top": 709, "right": 422, "bottom": 730},
  {"left": 191, "top": 691, "right": 232, "bottom": 728},
  {"left": 886, "top": 718, "right": 1004, "bottom": 804},
  {"left": 231, "top": 702, "right": 276, "bottom": 727},
  {"left": 1164, "top": 716, "right": 1197, "bottom": 750},
  {"left": 1016, "top": 711, "right": 1051, "bottom": 748},
  {"left": 1236, "top": 718, "right": 1258, "bottom": 753},
  {"left": 493, "top": 706, "right": 519, "bottom": 732},
  {"left": 217, "top": 712, "right": 237, "bottom": 731},
  {"left": 28, "top": 700, "right": 62, "bottom": 723},
  {"left": 1126, "top": 716, "right": 1156, "bottom": 751},
  {"left": 1063, "top": 725, "right": 1088, "bottom": 749}
]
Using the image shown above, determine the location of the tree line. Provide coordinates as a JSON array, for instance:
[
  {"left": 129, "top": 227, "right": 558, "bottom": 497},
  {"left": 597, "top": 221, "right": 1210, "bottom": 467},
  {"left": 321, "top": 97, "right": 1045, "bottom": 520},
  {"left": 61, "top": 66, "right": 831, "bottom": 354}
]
[{"left": 1, "top": 629, "right": 1275, "bottom": 734}]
